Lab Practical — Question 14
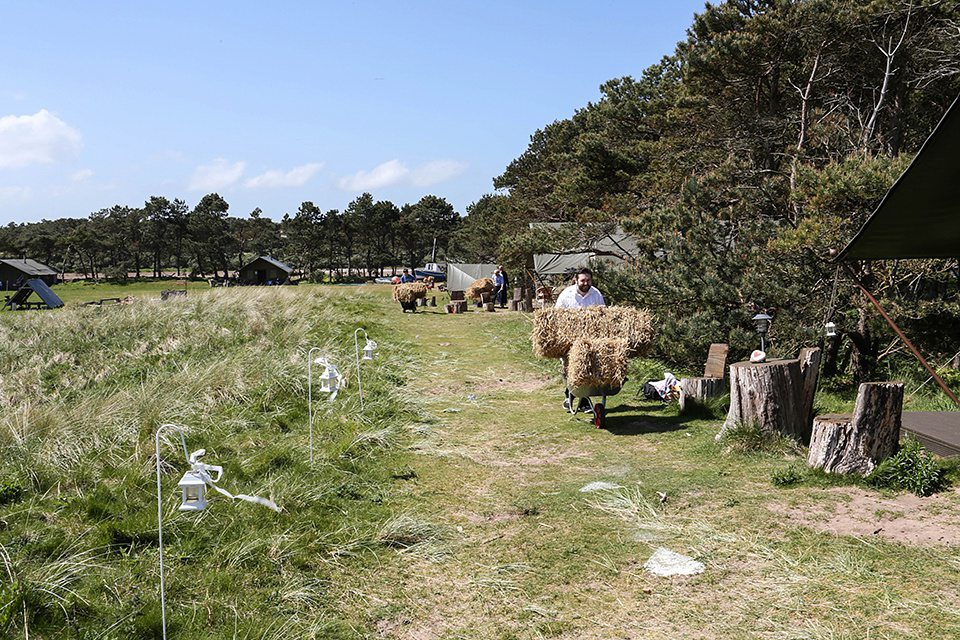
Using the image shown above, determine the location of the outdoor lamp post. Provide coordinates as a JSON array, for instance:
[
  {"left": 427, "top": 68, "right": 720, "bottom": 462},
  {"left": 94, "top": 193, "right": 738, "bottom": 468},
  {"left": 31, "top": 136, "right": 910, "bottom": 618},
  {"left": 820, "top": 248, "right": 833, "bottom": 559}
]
[
  {"left": 354, "top": 328, "right": 377, "bottom": 410},
  {"left": 307, "top": 347, "right": 342, "bottom": 463},
  {"left": 155, "top": 423, "right": 200, "bottom": 640},
  {"left": 752, "top": 313, "right": 772, "bottom": 352}
]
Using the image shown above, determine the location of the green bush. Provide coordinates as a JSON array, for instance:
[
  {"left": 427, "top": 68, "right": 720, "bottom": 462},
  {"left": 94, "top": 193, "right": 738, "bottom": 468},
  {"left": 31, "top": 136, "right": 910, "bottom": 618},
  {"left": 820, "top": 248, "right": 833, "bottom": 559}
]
[{"left": 867, "top": 438, "right": 947, "bottom": 496}]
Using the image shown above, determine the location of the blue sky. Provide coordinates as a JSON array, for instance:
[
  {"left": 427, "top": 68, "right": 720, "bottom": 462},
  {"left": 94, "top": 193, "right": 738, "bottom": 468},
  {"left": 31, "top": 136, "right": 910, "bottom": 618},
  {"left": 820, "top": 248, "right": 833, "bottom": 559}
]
[{"left": 0, "top": 1, "right": 707, "bottom": 225}]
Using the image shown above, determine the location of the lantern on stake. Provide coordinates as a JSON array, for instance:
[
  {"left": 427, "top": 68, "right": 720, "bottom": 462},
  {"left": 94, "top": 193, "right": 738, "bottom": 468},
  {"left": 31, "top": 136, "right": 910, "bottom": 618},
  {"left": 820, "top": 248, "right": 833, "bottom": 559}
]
[
  {"left": 825, "top": 322, "right": 837, "bottom": 338},
  {"left": 354, "top": 328, "right": 377, "bottom": 410},
  {"left": 752, "top": 313, "right": 772, "bottom": 352},
  {"left": 155, "top": 424, "right": 278, "bottom": 640}
]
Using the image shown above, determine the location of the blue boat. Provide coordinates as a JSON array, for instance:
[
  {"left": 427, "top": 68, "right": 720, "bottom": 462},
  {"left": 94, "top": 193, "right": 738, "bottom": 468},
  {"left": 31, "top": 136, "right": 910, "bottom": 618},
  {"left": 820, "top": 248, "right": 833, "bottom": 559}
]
[{"left": 414, "top": 262, "right": 446, "bottom": 281}]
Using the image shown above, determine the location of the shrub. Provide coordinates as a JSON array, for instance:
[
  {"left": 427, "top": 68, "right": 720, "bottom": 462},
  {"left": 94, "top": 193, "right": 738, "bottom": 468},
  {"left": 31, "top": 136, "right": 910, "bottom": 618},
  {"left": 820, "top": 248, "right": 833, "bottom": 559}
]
[
  {"left": 718, "top": 420, "right": 803, "bottom": 457},
  {"left": 867, "top": 438, "right": 947, "bottom": 496}
]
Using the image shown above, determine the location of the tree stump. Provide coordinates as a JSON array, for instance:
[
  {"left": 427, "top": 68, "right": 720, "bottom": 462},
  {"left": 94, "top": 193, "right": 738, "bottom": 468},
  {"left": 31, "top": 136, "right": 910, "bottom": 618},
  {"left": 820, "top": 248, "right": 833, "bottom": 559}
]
[
  {"left": 807, "top": 382, "right": 904, "bottom": 474},
  {"left": 450, "top": 290, "right": 465, "bottom": 301},
  {"left": 722, "top": 358, "right": 806, "bottom": 442},
  {"left": 678, "top": 377, "right": 725, "bottom": 410}
]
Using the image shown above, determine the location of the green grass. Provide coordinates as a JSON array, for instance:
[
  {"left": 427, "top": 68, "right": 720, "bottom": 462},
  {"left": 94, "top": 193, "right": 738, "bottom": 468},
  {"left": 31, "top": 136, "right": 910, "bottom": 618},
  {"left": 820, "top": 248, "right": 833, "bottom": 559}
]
[{"left": 1, "top": 283, "right": 959, "bottom": 638}]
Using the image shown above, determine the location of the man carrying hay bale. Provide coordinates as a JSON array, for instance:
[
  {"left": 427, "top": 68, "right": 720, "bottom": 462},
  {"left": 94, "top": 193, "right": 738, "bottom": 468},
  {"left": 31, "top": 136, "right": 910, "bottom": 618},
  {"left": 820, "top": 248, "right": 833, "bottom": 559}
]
[
  {"left": 393, "top": 282, "right": 428, "bottom": 312},
  {"left": 555, "top": 267, "right": 605, "bottom": 308}
]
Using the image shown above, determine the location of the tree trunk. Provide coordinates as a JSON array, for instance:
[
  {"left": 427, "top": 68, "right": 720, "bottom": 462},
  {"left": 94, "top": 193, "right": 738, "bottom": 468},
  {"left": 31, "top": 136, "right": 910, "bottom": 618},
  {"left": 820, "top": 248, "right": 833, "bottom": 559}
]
[
  {"left": 723, "top": 359, "right": 807, "bottom": 442},
  {"left": 678, "top": 377, "right": 725, "bottom": 410},
  {"left": 807, "top": 382, "right": 904, "bottom": 474},
  {"left": 798, "top": 347, "right": 822, "bottom": 438}
]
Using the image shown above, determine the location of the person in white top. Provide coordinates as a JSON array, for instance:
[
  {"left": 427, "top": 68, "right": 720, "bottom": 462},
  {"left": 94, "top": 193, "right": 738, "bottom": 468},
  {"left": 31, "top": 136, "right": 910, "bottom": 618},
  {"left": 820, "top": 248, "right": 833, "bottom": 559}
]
[{"left": 555, "top": 267, "right": 605, "bottom": 308}]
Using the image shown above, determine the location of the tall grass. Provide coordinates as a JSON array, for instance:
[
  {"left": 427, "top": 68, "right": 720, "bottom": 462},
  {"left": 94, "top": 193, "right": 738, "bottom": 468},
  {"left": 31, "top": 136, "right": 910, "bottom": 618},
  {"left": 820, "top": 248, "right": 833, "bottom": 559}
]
[{"left": 0, "top": 286, "right": 427, "bottom": 638}]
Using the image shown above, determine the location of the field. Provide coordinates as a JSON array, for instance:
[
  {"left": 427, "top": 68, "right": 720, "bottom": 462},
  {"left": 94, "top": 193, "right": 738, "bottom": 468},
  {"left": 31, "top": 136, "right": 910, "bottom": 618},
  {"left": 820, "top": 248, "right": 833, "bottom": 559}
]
[{"left": 1, "top": 284, "right": 959, "bottom": 639}]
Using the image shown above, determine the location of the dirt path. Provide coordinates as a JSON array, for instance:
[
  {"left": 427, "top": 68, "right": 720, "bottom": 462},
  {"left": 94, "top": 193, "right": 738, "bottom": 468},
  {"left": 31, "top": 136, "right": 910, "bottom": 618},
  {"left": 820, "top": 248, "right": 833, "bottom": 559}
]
[{"left": 351, "top": 295, "right": 960, "bottom": 639}]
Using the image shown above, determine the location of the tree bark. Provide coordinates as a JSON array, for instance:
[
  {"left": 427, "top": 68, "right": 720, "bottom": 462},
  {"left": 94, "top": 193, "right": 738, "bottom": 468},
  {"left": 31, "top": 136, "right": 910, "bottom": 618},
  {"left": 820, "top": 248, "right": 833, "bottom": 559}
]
[
  {"left": 723, "top": 359, "right": 806, "bottom": 442},
  {"left": 807, "top": 382, "right": 904, "bottom": 474},
  {"left": 678, "top": 377, "right": 725, "bottom": 410},
  {"left": 798, "top": 347, "right": 822, "bottom": 440}
]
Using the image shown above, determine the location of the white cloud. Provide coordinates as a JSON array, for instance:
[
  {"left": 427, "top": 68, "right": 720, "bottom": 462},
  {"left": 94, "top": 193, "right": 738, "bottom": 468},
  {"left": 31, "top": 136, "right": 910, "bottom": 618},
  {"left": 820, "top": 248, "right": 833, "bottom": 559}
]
[
  {"left": 0, "top": 109, "right": 82, "bottom": 169},
  {"left": 338, "top": 158, "right": 466, "bottom": 192},
  {"left": 410, "top": 160, "right": 467, "bottom": 187},
  {"left": 189, "top": 158, "right": 247, "bottom": 191},
  {"left": 338, "top": 159, "right": 409, "bottom": 191},
  {"left": 245, "top": 162, "right": 323, "bottom": 189},
  {"left": 72, "top": 169, "right": 94, "bottom": 182}
]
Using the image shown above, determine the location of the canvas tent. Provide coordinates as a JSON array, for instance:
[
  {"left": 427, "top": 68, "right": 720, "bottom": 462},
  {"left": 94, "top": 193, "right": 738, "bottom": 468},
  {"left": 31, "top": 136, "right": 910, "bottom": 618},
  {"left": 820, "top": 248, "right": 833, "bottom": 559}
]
[
  {"left": 837, "top": 94, "right": 960, "bottom": 261},
  {"left": 532, "top": 225, "right": 639, "bottom": 275},
  {"left": 446, "top": 263, "right": 498, "bottom": 292}
]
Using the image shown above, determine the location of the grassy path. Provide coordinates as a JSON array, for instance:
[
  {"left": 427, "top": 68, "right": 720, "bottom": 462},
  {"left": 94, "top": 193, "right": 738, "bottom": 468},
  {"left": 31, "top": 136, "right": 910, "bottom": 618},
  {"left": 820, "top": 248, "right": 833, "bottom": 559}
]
[{"left": 328, "top": 289, "right": 960, "bottom": 640}]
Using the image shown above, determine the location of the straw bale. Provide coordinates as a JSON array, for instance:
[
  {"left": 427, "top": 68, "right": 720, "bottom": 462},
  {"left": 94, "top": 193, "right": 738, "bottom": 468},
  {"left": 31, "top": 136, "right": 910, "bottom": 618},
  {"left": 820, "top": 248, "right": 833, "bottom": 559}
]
[
  {"left": 465, "top": 278, "right": 494, "bottom": 299},
  {"left": 392, "top": 282, "right": 429, "bottom": 303},
  {"left": 532, "top": 305, "right": 655, "bottom": 359},
  {"left": 566, "top": 338, "right": 629, "bottom": 387}
]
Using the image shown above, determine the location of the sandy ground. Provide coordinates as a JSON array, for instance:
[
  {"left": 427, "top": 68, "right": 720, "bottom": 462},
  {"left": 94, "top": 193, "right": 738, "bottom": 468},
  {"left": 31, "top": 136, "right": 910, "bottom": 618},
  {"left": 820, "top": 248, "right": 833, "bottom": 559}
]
[{"left": 770, "top": 486, "right": 960, "bottom": 546}]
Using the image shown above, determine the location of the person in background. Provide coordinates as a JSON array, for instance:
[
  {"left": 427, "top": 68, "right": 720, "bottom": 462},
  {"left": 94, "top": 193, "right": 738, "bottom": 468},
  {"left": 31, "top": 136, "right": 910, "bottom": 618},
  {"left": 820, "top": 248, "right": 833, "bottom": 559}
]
[
  {"left": 493, "top": 266, "right": 507, "bottom": 308},
  {"left": 555, "top": 267, "right": 605, "bottom": 308},
  {"left": 399, "top": 268, "right": 416, "bottom": 283}
]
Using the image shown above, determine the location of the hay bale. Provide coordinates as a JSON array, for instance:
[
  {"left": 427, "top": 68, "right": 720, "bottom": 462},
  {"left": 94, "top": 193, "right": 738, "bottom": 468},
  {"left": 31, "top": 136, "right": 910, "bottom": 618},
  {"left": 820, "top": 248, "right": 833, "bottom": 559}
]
[
  {"left": 566, "top": 338, "right": 629, "bottom": 387},
  {"left": 532, "top": 306, "right": 655, "bottom": 359},
  {"left": 465, "top": 278, "right": 494, "bottom": 300},
  {"left": 392, "top": 282, "right": 429, "bottom": 303}
]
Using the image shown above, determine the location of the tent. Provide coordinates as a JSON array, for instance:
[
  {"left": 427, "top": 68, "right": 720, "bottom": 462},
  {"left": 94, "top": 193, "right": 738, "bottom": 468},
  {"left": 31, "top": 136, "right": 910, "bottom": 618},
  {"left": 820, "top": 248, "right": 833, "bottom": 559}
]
[
  {"left": 532, "top": 225, "right": 639, "bottom": 275},
  {"left": 837, "top": 94, "right": 960, "bottom": 261},
  {"left": 446, "top": 263, "right": 498, "bottom": 292}
]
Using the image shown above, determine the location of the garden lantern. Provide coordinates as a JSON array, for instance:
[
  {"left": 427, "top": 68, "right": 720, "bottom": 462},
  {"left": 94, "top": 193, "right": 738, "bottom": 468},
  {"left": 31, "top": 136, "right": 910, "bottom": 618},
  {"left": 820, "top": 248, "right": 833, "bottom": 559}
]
[
  {"left": 177, "top": 470, "right": 207, "bottom": 511},
  {"left": 825, "top": 322, "right": 837, "bottom": 337},
  {"left": 316, "top": 357, "right": 341, "bottom": 393},
  {"left": 354, "top": 328, "right": 377, "bottom": 409},
  {"left": 752, "top": 313, "right": 772, "bottom": 352}
]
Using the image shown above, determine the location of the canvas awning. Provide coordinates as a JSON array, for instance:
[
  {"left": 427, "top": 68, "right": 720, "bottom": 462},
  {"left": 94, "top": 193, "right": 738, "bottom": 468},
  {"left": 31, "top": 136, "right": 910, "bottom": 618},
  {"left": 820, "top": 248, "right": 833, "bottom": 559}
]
[
  {"left": 532, "top": 225, "right": 639, "bottom": 275},
  {"left": 446, "top": 263, "right": 498, "bottom": 292},
  {"left": 837, "top": 95, "right": 960, "bottom": 261}
]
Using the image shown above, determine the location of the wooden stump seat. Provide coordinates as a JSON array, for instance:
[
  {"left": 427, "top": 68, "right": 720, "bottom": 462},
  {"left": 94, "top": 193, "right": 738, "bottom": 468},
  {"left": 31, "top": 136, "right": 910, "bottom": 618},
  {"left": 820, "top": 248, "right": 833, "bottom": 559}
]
[{"left": 808, "top": 382, "right": 904, "bottom": 474}]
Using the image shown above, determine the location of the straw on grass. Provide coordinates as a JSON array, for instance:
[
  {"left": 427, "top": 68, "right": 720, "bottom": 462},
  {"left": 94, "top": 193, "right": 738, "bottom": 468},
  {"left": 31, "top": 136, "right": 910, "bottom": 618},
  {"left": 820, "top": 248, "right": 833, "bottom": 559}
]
[
  {"left": 532, "top": 306, "right": 655, "bottom": 359},
  {"left": 392, "top": 283, "right": 429, "bottom": 303},
  {"left": 566, "top": 338, "right": 629, "bottom": 387}
]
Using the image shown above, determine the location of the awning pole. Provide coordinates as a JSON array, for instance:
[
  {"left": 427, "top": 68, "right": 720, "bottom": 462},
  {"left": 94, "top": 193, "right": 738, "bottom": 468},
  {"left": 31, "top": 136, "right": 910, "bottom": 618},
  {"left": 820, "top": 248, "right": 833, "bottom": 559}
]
[{"left": 841, "top": 261, "right": 960, "bottom": 408}]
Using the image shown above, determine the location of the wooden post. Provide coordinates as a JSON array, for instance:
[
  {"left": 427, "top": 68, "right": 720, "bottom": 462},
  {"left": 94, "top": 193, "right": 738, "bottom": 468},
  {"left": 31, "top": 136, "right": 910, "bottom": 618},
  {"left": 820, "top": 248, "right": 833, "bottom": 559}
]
[
  {"left": 798, "top": 347, "right": 822, "bottom": 438},
  {"left": 808, "top": 382, "right": 904, "bottom": 474}
]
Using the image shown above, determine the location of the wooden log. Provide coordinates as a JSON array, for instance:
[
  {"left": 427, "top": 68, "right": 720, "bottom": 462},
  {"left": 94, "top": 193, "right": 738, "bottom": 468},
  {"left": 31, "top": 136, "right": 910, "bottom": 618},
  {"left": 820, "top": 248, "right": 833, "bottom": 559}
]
[
  {"left": 807, "top": 382, "right": 904, "bottom": 474},
  {"left": 513, "top": 287, "right": 524, "bottom": 301},
  {"left": 678, "top": 377, "right": 725, "bottom": 410},
  {"left": 428, "top": 296, "right": 436, "bottom": 307},
  {"left": 509, "top": 300, "right": 519, "bottom": 311},
  {"left": 483, "top": 302, "right": 495, "bottom": 312},
  {"left": 450, "top": 290, "right": 465, "bottom": 301},
  {"left": 798, "top": 347, "right": 822, "bottom": 440},
  {"left": 445, "top": 303, "right": 454, "bottom": 313},
  {"left": 722, "top": 359, "right": 806, "bottom": 441}
]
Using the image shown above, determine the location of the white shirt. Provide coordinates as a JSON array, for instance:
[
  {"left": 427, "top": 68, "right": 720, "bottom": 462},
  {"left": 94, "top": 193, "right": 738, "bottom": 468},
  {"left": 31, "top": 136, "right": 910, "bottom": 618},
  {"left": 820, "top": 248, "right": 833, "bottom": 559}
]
[{"left": 555, "top": 285, "right": 605, "bottom": 308}]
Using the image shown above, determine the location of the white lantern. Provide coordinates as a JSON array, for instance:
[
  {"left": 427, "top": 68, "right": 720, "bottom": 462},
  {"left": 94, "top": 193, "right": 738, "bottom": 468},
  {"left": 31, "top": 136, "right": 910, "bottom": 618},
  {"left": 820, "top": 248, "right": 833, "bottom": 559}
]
[
  {"left": 362, "top": 339, "right": 376, "bottom": 361},
  {"left": 318, "top": 364, "right": 340, "bottom": 393},
  {"left": 825, "top": 322, "right": 837, "bottom": 337},
  {"left": 178, "top": 471, "right": 207, "bottom": 511}
]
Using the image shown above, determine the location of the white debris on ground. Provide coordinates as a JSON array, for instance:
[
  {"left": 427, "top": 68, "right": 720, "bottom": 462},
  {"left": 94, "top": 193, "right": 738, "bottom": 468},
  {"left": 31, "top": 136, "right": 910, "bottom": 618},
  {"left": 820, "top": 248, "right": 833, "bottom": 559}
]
[
  {"left": 579, "top": 481, "right": 623, "bottom": 492},
  {"left": 643, "top": 547, "right": 705, "bottom": 577}
]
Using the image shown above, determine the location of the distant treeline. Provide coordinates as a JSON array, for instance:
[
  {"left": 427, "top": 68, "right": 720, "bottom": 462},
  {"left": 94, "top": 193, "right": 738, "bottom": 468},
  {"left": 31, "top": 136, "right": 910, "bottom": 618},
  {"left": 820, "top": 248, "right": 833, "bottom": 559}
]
[{"left": 0, "top": 192, "right": 464, "bottom": 281}]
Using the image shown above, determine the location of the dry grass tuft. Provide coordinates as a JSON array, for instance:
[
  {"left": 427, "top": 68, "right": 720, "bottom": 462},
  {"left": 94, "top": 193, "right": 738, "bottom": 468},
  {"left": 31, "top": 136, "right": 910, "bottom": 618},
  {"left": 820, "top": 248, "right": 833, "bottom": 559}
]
[{"left": 532, "top": 306, "right": 655, "bottom": 359}]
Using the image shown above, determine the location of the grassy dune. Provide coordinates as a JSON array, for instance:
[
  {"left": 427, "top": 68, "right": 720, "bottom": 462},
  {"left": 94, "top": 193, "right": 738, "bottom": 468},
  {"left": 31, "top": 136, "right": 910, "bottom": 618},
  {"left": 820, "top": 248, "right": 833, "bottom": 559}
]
[{"left": 1, "top": 285, "right": 959, "bottom": 639}]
